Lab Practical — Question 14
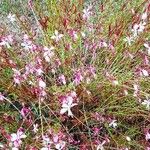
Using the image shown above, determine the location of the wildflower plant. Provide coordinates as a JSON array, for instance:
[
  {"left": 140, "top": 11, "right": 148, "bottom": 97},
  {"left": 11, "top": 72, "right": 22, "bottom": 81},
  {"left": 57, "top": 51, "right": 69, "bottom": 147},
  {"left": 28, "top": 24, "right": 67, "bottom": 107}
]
[{"left": 0, "top": 0, "right": 150, "bottom": 149}]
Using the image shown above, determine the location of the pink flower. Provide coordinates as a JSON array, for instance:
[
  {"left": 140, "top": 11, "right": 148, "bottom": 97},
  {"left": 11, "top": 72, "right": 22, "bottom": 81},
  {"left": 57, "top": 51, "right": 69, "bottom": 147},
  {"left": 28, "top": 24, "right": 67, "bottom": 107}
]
[
  {"left": 28, "top": 0, "right": 33, "bottom": 7},
  {"left": 55, "top": 59, "right": 61, "bottom": 67},
  {"left": 20, "top": 106, "right": 30, "bottom": 118},
  {"left": 68, "top": 30, "right": 78, "bottom": 40},
  {"left": 53, "top": 134, "right": 59, "bottom": 143},
  {"left": 93, "top": 127, "right": 101, "bottom": 136},
  {"left": 58, "top": 74, "right": 66, "bottom": 85},
  {"left": 12, "top": 68, "right": 22, "bottom": 85},
  {"left": 25, "top": 63, "right": 34, "bottom": 75},
  {"left": 70, "top": 91, "right": 77, "bottom": 98},
  {"left": 88, "top": 66, "right": 96, "bottom": 78},
  {"left": 92, "top": 112, "right": 105, "bottom": 122},
  {"left": 73, "top": 71, "right": 83, "bottom": 85}
]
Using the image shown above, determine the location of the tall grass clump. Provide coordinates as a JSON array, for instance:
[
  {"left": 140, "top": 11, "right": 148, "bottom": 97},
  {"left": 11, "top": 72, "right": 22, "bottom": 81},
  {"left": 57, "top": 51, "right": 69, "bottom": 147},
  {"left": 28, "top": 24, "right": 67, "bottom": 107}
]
[{"left": 0, "top": 0, "right": 150, "bottom": 149}]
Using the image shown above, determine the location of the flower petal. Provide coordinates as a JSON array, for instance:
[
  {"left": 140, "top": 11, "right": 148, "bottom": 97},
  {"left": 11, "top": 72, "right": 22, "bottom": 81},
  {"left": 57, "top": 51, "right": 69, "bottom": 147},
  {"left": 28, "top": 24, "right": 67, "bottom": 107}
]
[
  {"left": 11, "top": 133, "right": 17, "bottom": 141},
  {"left": 60, "top": 108, "right": 67, "bottom": 114},
  {"left": 67, "top": 109, "right": 73, "bottom": 117}
]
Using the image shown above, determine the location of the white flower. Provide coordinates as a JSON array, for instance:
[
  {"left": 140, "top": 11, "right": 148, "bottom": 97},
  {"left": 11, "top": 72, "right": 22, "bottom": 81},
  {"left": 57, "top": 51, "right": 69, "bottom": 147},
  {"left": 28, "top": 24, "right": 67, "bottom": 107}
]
[
  {"left": 11, "top": 132, "right": 26, "bottom": 142},
  {"left": 71, "top": 31, "right": 78, "bottom": 40},
  {"left": 81, "top": 32, "right": 86, "bottom": 38},
  {"left": 70, "top": 91, "right": 77, "bottom": 98},
  {"left": 21, "top": 40, "right": 34, "bottom": 51},
  {"left": 12, "top": 148, "right": 19, "bottom": 150},
  {"left": 60, "top": 96, "right": 77, "bottom": 117},
  {"left": 41, "top": 148, "right": 49, "bottom": 150},
  {"left": 43, "top": 46, "right": 54, "bottom": 62},
  {"left": 133, "top": 84, "right": 139, "bottom": 97},
  {"left": 0, "top": 39, "right": 10, "bottom": 48},
  {"left": 51, "top": 30, "right": 63, "bottom": 42},
  {"left": 133, "top": 84, "right": 138, "bottom": 91},
  {"left": 112, "top": 80, "right": 119, "bottom": 86},
  {"left": 33, "top": 124, "right": 38, "bottom": 133},
  {"left": 10, "top": 129, "right": 26, "bottom": 148},
  {"left": 41, "top": 135, "right": 53, "bottom": 150},
  {"left": 21, "top": 35, "right": 36, "bottom": 51},
  {"left": 96, "top": 140, "right": 106, "bottom": 150},
  {"left": 0, "top": 93, "right": 4, "bottom": 101},
  {"left": 138, "top": 22, "right": 146, "bottom": 33},
  {"left": 42, "top": 135, "right": 52, "bottom": 145},
  {"left": 83, "top": 5, "right": 92, "bottom": 20},
  {"left": 7, "top": 13, "right": 16, "bottom": 22},
  {"left": 142, "top": 99, "right": 150, "bottom": 110},
  {"left": 132, "top": 24, "right": 139, "bottom": 37},
  {"left": 126, "top": 136, "right": 131, "bottom": 142},
  {"left": 109, "top": 120, "right": 117, "bottom": 128},
  {"left": 132, "top": 22, "right": 146, "bottom": 37},
  {"left": 145, "top": 132, "right": 150, "bottom": 141},
  {"left": 124, "top": 36, "right": 134, "bottom": 46},
  {"left": 101, "top": 41, "right": 107, "bottom": 48},
  {"left": 0, "top": 35, "right": 13, "bottom": 48},
  {"left": 144, "top": 43, "right": 150, "bottom": 55},
  {"left": 55, "top": 141, "right": 66, "bottom": 150},
  {"left": 124, "top": 89, "right": 128, "bottom": 96},
  {"left": 36, "top": 68, "right": 43, "bottom": 76},
  {"left": 39, "top": 79, "right": 46, "bottom": 89},
  {"left": 142, "top": 12, "right": 147, "bottom": 20},
  {"left": 141, "top": 69, "right": 149, "bottom": 77},
  {"left": 0, "top": 143, "right": 4, "bottom": 148},
  {"left": 96, "top": 144, "right": 104, "bottom": 150}
]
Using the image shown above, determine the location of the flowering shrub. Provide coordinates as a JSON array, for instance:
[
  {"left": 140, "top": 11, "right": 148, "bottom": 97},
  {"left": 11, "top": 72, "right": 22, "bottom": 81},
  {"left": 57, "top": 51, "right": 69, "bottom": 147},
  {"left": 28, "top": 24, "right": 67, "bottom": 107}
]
[{"left": 1, "top": 0, "right": 150, "bottom": 149}]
